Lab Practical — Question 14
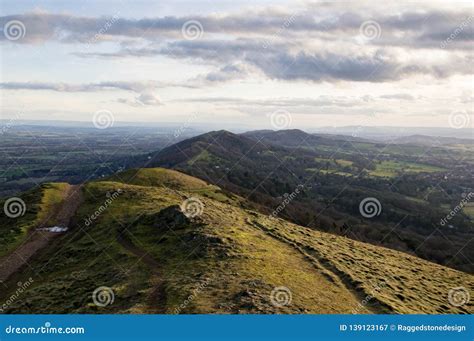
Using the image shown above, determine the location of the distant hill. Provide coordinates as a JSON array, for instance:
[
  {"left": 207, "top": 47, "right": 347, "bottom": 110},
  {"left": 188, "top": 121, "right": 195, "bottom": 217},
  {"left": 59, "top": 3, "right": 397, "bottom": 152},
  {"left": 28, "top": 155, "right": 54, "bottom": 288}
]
[
  {"left": 152, "top": 130, "right": 271, "bottom": 169},
  {"left": 1, "top": 168, "right": 472, "bottom": 314},
  {"left": 310, "top": 126, "right": 474, "bottom": 141},
  {"left": 390, "top": 134, "right": 474, "bottom": 146},
  {"left": 243, "top": 129, "right": 321, "bottom": 146},
  {"left": 242, "top": 129, "right": 369, "bottom": 146}
]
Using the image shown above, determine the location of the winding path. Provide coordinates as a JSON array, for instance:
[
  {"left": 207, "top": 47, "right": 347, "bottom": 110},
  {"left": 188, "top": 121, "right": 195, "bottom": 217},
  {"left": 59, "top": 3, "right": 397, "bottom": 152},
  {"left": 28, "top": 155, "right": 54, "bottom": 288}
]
[
  {"left": 117, "top": 233, "right": 167, "bottom": 313},
  {"left": 0, "top": 185, "right": 83, "bottom": 283}
]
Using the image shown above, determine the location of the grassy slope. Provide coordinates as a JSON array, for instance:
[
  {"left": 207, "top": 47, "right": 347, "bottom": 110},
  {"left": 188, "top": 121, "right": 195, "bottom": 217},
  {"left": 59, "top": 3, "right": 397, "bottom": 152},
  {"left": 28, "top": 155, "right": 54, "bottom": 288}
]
[
  {"left": 248, "top": 217, "right": 473, "bottom": 314},
  {"left": 1, "top": 168, "right": 472, "bottom": 314},
  {"left": 0, "top": 183, "right": 69, "bottom": 258}
]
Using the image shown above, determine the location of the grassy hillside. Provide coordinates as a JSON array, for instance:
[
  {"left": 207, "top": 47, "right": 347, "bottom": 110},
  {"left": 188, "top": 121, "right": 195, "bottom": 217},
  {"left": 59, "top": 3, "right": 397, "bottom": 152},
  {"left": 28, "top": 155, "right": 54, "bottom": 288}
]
[
  {"left": 0, "top": 182, "right": 70, "bottom": 258},
  {"left": 0, "top": 168, "right": 472, "bottom": 314},
  {"left": 148, "top": 130, "right": 474, "bottom": 273}
]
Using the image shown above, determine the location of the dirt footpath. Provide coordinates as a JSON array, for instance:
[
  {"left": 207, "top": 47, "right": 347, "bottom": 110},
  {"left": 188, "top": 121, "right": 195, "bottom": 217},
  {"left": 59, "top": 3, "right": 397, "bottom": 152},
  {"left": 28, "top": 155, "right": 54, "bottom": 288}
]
[
  {"left": 117, "top": 233, "right": 167, "bottom": 313},
  {"left": 0, "top": 184, "right": 83, "bottom": 283}
]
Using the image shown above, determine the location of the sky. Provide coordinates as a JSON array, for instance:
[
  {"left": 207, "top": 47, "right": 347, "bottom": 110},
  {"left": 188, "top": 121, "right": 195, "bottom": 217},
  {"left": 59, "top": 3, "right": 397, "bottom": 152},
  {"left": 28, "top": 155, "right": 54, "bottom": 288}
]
[{"left": 0, "top": 0, "right": 473, "bottom": 130}]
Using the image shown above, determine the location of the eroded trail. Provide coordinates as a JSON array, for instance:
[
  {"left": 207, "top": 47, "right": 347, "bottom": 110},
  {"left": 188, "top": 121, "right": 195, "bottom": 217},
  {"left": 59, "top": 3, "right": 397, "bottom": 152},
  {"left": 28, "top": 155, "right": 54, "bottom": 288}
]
[
  {"left": 0, "top": 185, "right": 83, "bottom": 283},
  {"left": 117, "top": 233, "right": 167, "bottom": 314}
]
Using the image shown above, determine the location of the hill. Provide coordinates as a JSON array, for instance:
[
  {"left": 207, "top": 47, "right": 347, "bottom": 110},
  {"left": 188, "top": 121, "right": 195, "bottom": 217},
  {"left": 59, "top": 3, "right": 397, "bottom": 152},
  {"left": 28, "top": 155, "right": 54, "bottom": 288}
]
[
  {"left": 148, "top": 130, "right": 474, "bottom": 273},
  {"left": 391, "top": 134, "right": 474, "bottom": 146},
  {"left": 0, "top": 168, "right": 472, "bottom": 314},
  {"left": 242, "top": 129, "right": 368, "bottom": 147}
]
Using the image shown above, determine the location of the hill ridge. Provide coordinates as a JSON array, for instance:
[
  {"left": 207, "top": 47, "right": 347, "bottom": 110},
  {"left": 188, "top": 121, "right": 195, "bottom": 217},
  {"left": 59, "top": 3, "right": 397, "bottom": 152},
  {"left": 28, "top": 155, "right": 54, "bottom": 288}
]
[{"left": 0, "top": 168, "right": 471, "bottom": 314}]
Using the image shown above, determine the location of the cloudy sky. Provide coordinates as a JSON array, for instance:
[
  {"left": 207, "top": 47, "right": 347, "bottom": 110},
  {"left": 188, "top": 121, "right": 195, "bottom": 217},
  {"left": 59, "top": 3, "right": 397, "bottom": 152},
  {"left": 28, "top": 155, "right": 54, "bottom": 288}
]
[{"left": 0, "top": 0, "right": 472, "bottom": 129}]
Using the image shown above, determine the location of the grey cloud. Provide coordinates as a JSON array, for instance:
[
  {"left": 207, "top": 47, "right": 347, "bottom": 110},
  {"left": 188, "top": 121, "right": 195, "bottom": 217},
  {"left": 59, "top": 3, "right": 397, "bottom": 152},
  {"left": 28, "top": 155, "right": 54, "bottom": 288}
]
[
  {"left": 2, "top": 6, "right": 472, "bottom": 86},
  {"left": 0, "top": 81, "right": 166, "bottom": 107},
  {"left": 0, "top": 80, "right": 192, "bottom": 92},
  {"left": 75, "top": 32, "right": 472, "bottom": 83},
  {"left": 175, "top": 93, "right": 433, "bottom": 110},
  {"left": 0, "top": 80, "right": 160, "bottom": 92},
  {"left": 248, "top": 50, "right": 401, "bottom": 82},
  {"left": 380, "top": 94, "right": 416, "bottom": 100},
  {"left": 104, "top": 40, "right": 397, "bottom": 82},
  {"left": 185, "top": 63, "right": 251, "bottom": 85},
  {"left": 118, "top": 92, "right": 162, "bottom": 106},
  {"left": 176, "top": 96, "right": 370, "bottom": 108},
  {"left": 1, "top": 8, "right": 472, "bottom": 49},
  {"left": 164, "top": 41, "right": 471, "bottom": 82},
  {"left": 204, "top": 64, "right": 247, "bottom": 82}
]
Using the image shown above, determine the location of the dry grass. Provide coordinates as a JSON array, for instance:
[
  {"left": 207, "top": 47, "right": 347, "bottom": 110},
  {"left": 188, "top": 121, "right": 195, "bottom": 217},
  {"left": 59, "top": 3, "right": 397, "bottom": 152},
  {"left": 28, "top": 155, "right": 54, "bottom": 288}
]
[{"left": 251, "top": 215, "right": 473, "bottom": 314}]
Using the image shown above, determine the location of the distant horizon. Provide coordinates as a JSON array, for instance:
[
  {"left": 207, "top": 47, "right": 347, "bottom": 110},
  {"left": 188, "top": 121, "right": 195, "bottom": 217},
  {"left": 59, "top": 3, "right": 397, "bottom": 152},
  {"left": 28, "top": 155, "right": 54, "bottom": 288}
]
[
  {"left": 2, "top": 118, "right": 473, "bottom": 130},
  {"left": 3, "top": 118, "right": 473, "bottom": 140}
]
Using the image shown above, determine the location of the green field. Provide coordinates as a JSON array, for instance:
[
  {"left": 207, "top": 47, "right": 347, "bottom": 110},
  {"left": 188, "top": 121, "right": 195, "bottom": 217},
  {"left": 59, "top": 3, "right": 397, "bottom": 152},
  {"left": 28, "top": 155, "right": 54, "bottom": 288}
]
[
  {"left": 369, "top": 161, "right": 446, "bottom": 178},
  {"left": 464, "top": 203, "right": 474, "bottom": 219}
]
